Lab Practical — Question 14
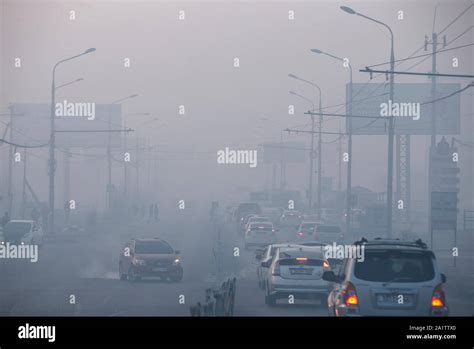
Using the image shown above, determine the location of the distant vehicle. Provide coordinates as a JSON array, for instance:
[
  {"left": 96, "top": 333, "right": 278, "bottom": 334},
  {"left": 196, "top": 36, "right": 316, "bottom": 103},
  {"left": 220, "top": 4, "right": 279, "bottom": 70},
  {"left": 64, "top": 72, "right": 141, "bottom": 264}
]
[
  {"left": 3, "top": 220, "right": 43, "bottom": 245},
  {"left": 245, "top": 216, "right": 271, "bottom": 231},
  {"left": 61, "top": 225, "right": 85, "bottom": 235},
  {"left": 239, "top": 213, "right": 257, "bottom": 233},
  {"left": 279, "top": 210, "right": 303, "bottom": 228},
  {"left": 119, "top": 238, "right": 183, "bottom": 282},
  {"left": 235, "top": 203, "right": 261, "bottom": 222},
  {"left": 295, "top": 221, "right": 320, "bottom": 241},
  {"left": 263, "top": 246, "right": 331, "bottom": 306},
  {"left": 313, "top": 224, "right": 343, "bottom": 244},
  {"left": 244, "top": 222, "right": 277, "bottom": 249},
  {"left": 324, "top": 238, "right": 449, "bottom": 316},
  {"left": 255, "top": 243, "right": 300, "bottom": 289}
]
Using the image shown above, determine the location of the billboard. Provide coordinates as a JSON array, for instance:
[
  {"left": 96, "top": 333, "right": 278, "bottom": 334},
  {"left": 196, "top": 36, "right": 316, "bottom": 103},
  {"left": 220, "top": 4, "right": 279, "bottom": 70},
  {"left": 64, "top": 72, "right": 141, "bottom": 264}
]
[
  {"left": 347, "top": 83, "right": 461, "bottom": 135},
  {"left": 262, "top": 141, "right": 306, "bottom": 164},
  {"left": 9, "top": 103, "right": 123, "bottom": 148}
]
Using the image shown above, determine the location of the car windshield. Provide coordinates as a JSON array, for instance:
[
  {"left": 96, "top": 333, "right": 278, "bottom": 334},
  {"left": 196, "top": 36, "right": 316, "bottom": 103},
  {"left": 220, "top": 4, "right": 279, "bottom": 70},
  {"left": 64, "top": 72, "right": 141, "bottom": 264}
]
[
  {"left": 4, "top": 222, "right": 31, "bottom": 238},
  {"left": 135, "top": 241, "right": 173, "bottom": 254},
  {"left": 354, "top": 250, "right": 435, "bottom": 282}
]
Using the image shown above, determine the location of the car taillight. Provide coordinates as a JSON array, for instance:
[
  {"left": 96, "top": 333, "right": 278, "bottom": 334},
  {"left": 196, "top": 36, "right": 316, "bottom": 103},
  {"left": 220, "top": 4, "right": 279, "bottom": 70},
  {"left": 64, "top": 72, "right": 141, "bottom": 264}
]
[
  {"left": 323, "top": 260, "right": 330, "bottom": 269},
  {"left": 343, "top": 282, "right": 359, "bottom": 306},
  {"left": 431, "top": 284, "right": 446, "bottom": 307},
  {"left": 297, "top": 231, "right": 304, "bottom": 237},
  {"left": 272, "top": 262, "right": 280, "bottom": 276}
]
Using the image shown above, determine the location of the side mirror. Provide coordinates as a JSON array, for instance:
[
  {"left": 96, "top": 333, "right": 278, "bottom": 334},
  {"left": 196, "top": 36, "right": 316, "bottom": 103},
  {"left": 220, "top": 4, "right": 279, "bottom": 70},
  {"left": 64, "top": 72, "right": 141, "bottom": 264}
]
[
  {"left": 322, "top": 270, "right": 336, "bottom": 282},
  {"left": 175, "top": 250, "right": 181, "bottom": 255},
  {"left": 441, "top": 273, "right": 447, "bottom": 284}
]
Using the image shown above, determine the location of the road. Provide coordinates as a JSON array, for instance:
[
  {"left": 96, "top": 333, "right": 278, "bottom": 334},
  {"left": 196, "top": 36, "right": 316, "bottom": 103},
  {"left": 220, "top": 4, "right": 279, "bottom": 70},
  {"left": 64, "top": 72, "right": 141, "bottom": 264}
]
[{"left": 0, "top": 213, "right": 471, "bottom": 316}]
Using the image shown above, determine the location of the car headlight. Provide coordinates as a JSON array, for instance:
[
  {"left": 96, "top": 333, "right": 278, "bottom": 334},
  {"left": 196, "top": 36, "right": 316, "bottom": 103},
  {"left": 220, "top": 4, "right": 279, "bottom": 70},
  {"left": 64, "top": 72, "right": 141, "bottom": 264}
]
[
  {"left": 173, "top": 258, "right": 181, "bottom": 265},
  {"left": 133, "top": 258, "right": 146, "bottom": 266}
]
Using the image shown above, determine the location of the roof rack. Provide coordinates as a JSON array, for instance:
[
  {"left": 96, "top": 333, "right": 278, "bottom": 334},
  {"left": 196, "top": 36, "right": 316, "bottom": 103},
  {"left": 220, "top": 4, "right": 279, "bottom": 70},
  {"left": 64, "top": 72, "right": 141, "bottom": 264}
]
[{"left": 354, "top": 237, "right": 428, "bottom": 249}]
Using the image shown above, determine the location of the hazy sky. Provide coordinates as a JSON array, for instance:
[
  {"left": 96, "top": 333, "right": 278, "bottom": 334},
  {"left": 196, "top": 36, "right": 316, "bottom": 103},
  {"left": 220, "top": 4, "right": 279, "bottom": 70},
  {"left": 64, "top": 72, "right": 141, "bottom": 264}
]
[{"left": 1, "top": 0, "right": 473, "bottom": 212}]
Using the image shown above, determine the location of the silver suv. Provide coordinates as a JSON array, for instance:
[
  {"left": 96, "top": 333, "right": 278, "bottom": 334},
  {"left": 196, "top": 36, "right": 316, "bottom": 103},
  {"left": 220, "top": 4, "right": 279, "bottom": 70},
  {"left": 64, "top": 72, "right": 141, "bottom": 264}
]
[{"left": 324, "top": 238, "right": 449, "bottom": 316}]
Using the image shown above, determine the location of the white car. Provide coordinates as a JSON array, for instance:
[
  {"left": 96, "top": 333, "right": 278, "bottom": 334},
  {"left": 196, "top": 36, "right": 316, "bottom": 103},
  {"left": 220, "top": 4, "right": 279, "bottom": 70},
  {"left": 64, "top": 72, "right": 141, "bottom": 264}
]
[
  {"left": 245, "top": 216, "right": 271, "bottom": 231},
  {"left": 263, "top": 246, "right": 331, "bottom": 306},
  {"left": 244, "top": 222, "right": 277, "bottom": 249},
  {"left": 3, "top": 220, "right": 44, "bottom": 245},
  {"left": 325, "top": 238, "right": 449, "bottom": 316},
  {"left": 256, "top": 243, "right": 300, "bottom": 289}
]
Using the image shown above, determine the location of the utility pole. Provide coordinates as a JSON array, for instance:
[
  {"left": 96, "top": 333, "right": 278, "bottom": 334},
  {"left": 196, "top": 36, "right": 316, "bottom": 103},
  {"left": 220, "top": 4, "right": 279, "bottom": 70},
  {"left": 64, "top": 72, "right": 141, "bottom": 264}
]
[
  {"left": 7, "top": 105, "right": 13, "bottom": 217},
  {"left": 21, "top": 149, "right": 27, "bottom": 219},
  {"left": 317, "top": 101, "right": 323, "bottom": 220},
  {"left": 63, "top": 148, "right": 70, "bottom": 212},
  {"left": 428, "top": 31, "right": 439, "bottom": 242}
]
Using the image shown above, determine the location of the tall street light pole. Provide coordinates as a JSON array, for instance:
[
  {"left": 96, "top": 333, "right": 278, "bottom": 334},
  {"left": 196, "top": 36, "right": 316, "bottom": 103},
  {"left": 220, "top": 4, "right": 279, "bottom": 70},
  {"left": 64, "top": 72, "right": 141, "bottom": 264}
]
[
  {"left": 288, "top": 74, "right": 323, "bottom": 219},
  {"left": 289, "top": 91, "right": 315, "bottom": 213},
  {"left": 341, "top": 6, "right": 395, "bottom": 237},
  {"left": 311, "top": 48, "right": 353, "bottom": 237},
  {"left": 55, "top": 77, "right": 84, "bottom": 213},
  {"left": 49, "top": 48, "right": 95, "bottom": 235}
]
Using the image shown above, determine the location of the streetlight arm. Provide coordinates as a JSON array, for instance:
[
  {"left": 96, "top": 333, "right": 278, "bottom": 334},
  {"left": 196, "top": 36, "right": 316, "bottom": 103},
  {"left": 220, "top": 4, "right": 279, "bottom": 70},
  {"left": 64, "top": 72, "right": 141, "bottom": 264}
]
[{"left": 356, "top": 12, "right": 394, "bottom": 42}]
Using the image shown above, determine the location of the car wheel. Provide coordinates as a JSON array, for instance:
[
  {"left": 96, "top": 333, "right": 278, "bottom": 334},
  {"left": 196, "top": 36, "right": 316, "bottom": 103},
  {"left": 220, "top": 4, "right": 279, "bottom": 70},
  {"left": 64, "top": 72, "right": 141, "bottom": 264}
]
[
  {"left": 127, "top": 267, "right": 140, "bottom": 282},
  {"left": 265, "top": 284, "right": 276, "bottom": 307},
  {"left": 119, "top": 264, "right": 127, "bottom": 281},
  {"left": 169, "top": 271, "right": 183, "bottom": 282}
]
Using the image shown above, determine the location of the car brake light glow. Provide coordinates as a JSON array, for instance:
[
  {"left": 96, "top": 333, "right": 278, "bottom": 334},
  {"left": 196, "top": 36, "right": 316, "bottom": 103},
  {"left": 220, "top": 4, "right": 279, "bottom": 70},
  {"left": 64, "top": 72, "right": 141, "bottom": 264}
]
[
  {"left": 298, "top": 232, "right": 304, "bottom": 237},
  {"left": 343, "top": 282, "right": 359, "bottom": 306},
  {"left": 296, "top": 257, "right": 307, "bottom": 261},
  {"left": 323, "top": 260, "right": 330, "bottom": 269},
  {"left": 431, "top": 284, "right": 445, "bottom": 307}
]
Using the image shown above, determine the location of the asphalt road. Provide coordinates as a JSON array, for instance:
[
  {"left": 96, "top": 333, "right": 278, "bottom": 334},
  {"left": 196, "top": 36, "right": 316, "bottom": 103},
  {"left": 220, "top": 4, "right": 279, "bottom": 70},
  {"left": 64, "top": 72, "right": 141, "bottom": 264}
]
[{"left": 0, "top": 214, "right": 471, "bottom": 316}]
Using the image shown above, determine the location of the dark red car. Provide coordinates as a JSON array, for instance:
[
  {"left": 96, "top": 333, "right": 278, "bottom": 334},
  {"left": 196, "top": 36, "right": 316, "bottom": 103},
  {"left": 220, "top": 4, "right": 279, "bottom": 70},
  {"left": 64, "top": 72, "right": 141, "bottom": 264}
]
[{"left": 119, "top": 238, "right": 183, "bottom": 282}]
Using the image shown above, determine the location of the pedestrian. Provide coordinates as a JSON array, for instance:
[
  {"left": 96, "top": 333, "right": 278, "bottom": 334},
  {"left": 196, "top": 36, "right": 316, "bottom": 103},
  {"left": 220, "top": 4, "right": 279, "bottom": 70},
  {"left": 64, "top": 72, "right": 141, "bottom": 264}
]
[{"left": 1, "top": 211, "right": 10, "bottom": 227}]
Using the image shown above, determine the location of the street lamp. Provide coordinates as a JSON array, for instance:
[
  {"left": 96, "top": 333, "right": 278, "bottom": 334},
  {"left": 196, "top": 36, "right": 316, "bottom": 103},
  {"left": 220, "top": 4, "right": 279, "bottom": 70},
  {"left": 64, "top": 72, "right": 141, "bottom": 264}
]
[
  {"left": 340, "top": 5, "right": 395, "bottom": 237},
  {"left": 288, "top": 73, "right": 323, "bottom": 218},
  {"left": 311, "top": 48, "right": 353, "bottom": 238},
  {"left": 289, "top": 90, "right": 316, "bottom": 213},
  {"left": 49, "top": 48, "right": 96, "bottom": 234}
]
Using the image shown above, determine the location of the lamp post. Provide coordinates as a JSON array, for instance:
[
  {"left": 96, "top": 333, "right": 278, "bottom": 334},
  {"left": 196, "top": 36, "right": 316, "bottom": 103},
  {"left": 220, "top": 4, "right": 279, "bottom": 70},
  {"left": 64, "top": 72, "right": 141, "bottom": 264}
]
[
  {"left": 289, "top": 90, "right": 315, "bottom": 213},
  {"left": 288, "top": 74, "right": 323, "bottom": 219},
  {"left": 311, "top": 48, "right": 353, "bottom": 237},
  {"left": 55, "top": 77, "right": 85, "bottom": 212},
  {"left": 49, "top": 48, "right": 95, "bottom": 234},
  {"left": 341, "top": 5, "right": 395, "bottom": 237}
]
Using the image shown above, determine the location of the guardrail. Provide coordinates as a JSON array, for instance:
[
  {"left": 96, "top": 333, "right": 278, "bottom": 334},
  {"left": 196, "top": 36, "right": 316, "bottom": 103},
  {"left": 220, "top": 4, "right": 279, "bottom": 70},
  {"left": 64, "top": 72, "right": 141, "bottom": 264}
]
[{"left": 190, "top": 278, "right": 236, "bottom": 316}]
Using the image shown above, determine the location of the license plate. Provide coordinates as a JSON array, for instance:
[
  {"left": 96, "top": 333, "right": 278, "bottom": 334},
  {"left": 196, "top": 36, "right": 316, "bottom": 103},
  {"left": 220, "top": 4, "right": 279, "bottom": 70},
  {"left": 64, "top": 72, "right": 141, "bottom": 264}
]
[
  {"left": 290, "top": 268, "right": 312, "bottom": 275},
  {"left": 153, "top": 267, "right": 168, "bottom": 272},
  {"left": 377, "top": 294, "right": 412, "bottom": 304}
]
